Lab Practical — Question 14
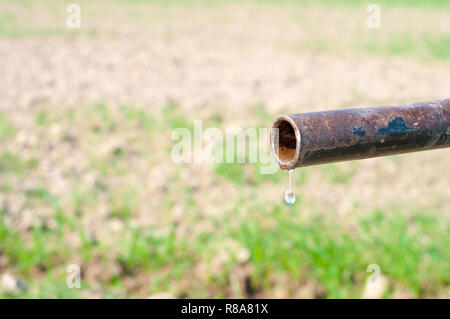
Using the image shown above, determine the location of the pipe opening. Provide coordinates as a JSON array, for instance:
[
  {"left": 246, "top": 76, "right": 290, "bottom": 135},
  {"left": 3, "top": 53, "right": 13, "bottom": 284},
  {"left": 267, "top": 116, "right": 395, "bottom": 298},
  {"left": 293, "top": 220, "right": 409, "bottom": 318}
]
[{"left": 273, "top": 118, "right": 298, "bottom": 164}]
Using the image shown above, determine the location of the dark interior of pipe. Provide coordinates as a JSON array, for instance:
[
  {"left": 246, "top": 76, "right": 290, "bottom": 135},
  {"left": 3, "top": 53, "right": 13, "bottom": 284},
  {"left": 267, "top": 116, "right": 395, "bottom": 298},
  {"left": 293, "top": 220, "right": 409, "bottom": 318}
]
[{"left": 274, "top": 119, "right": 297, "bottom": 163}]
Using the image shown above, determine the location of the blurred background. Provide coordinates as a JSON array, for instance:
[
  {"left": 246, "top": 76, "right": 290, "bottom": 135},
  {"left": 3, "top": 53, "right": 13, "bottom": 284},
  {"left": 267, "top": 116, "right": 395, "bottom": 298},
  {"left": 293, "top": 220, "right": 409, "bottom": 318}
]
[{"left": 0, "top": 0, "right": 449, "bottom": 298}]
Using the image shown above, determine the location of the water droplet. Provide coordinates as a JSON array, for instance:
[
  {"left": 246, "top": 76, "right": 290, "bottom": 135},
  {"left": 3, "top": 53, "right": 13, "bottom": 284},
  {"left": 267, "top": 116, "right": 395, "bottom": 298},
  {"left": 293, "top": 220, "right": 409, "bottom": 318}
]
[
  {"left": 284, "top": 188, "right": 296, "bottom": 205},
  {"left": 284, "top": 169, "right": 296, "bottom": 205}
]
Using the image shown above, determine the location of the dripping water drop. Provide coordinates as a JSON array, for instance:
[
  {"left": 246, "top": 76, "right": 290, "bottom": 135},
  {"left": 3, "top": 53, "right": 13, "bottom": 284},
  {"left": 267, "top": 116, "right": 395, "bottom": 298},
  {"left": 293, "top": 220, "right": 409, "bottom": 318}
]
[{"left": 284, "top": 169, "right": 296, "bottom": 205}]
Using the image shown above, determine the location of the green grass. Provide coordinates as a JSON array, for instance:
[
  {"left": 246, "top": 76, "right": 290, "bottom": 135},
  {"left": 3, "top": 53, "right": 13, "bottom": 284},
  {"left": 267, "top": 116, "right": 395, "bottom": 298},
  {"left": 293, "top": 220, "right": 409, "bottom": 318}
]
[
  {"left": 89, "top": 102, "right": 116, "bottom": 132},
  {"left": 109, "top": 186, "right": 140, "bottom": 220},
  {"left": 231, "top": 205, "right": 450, "bottom": 298},
  {"left": 361, "top": 211, "right": 450, "bottom": 294},
  {"left": 162, "top": 102, "right": 192, "bottom": 130},
  {"left": 0, "top": 152, "right": 38, "bottom": 175},
  {"left": 35, "top": 108, "right": 76, "bottom": 126},
  {"left": 423, "top": 35, "right": 450, "bottom": 60},
  {"left": 111, "top": 0, "right": 450, "bottom": 8},
  {"left": 214, "top": 163, "right": 246, "bottom": 185},
  {"left": 1, "top": 103, "right": 449, "bottom": 298},
  {"left": 120, "top": 104, "right": 156, "bottom": 134},
  {"left": 357, "top": 33, "right": 450, "bottom": 61},
  {"left": 117, "top": 225, "right": 176, "bottom": 272},
  {"left": 2, "top": 0, "right": 449, "bottom": 63},
  {"left": 0, "top": 110, "right": 16, "bottom": 140},
  {"left": 22, "top": 276, "right": 85, "bottom": 298},
  {"left": 293, "top": 32, "right": 450, "bottom": 62},
  {"left": 0, "top": 6, "right": 97, "bottom": 38},
  {"left": 0, "top": 218, "right": 63, "bottom": 275},
  {"left": 2, "top": 183, "right": 449, "bottom": 298},
  {"left": 0, "top": 11, "right": 66, "bottom": 37}
]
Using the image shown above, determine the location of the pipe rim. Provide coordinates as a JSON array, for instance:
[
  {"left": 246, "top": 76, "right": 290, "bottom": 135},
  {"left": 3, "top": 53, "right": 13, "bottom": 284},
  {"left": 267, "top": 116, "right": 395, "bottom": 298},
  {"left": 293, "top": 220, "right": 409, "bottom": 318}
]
[{"left": 271, "top": 114, "right": 301, "bottom": 170}]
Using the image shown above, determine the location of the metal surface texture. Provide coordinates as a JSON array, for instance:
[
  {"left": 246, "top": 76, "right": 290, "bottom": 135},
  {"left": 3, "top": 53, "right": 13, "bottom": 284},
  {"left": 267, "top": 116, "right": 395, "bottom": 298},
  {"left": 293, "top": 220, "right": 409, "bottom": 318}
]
[{"left": 271, "top": 99, "right": 450, "bottom": 169}]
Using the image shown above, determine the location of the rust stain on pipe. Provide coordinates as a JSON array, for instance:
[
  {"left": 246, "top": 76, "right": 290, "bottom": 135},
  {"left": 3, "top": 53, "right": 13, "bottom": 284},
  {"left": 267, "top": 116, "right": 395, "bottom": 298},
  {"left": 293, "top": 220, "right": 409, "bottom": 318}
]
[{"left": 270, "top": 99, "right": 450, "bottom": 169}]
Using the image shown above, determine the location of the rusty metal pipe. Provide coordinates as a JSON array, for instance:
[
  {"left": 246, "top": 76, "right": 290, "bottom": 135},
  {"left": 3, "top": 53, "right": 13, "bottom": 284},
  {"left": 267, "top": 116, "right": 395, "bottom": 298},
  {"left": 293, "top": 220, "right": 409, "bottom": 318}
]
[{"left": 271, "top": 99, "right": 450, "bottom": 169}]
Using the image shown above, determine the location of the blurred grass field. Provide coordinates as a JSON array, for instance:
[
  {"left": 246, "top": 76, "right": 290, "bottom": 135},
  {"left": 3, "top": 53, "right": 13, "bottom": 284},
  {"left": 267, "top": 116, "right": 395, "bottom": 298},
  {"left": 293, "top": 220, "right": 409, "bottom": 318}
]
[{"left": 0, "top": 0, "right": 449, "bottom": 298}]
